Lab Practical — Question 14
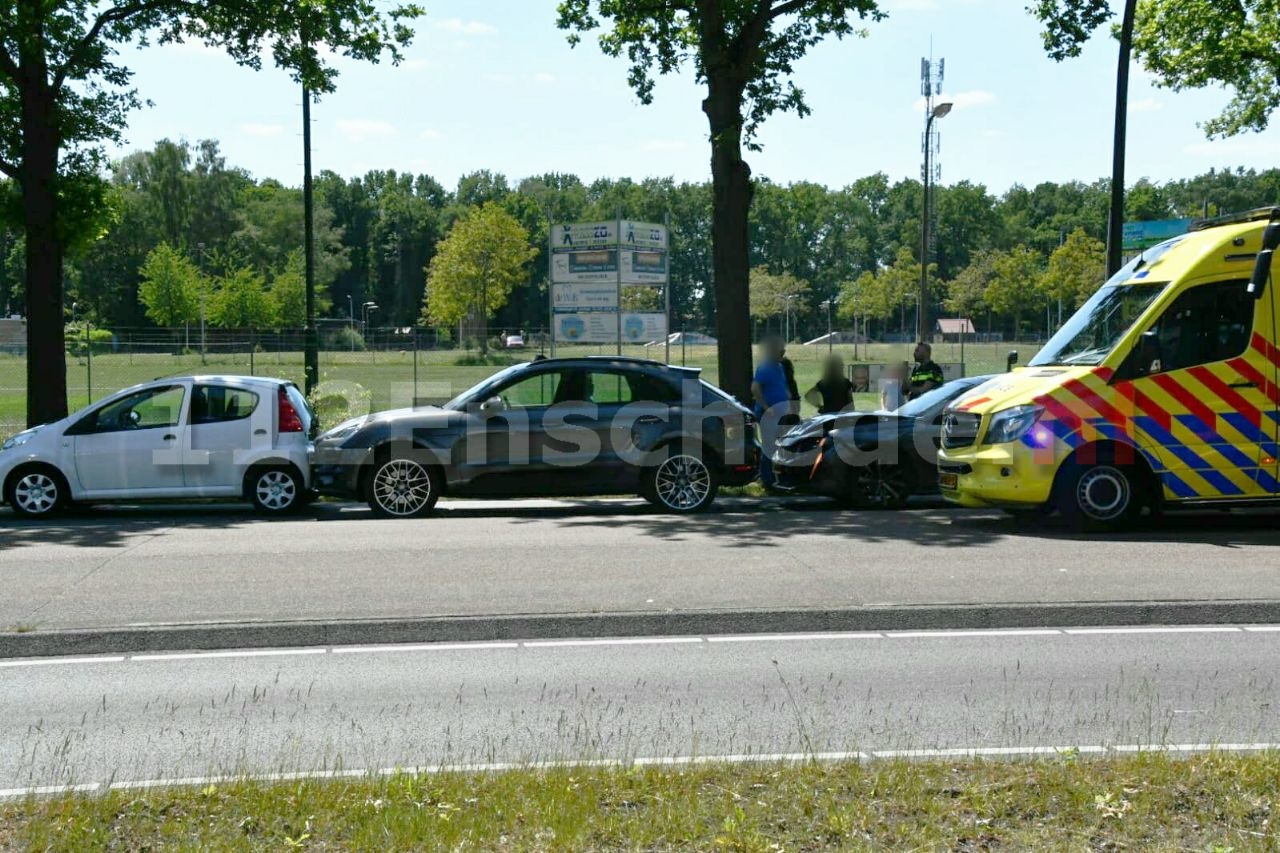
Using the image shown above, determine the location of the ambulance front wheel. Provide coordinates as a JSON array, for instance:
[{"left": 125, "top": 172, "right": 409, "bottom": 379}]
[{"left": 1055, "top": 453, "right": 1147, "bottom": 531}]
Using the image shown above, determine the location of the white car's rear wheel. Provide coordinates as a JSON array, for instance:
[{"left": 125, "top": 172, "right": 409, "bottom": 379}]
[
  {"left": 249, "top": 466, "right": 303, "bottom": 515},
  {"left": 6, "top": 466, "right": 69, "bottom": 519}
]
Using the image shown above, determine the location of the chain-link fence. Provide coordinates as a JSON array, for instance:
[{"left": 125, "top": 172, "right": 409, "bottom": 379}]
[{"left": 0, "top": 323, "right": 1034, "bottom": 439}]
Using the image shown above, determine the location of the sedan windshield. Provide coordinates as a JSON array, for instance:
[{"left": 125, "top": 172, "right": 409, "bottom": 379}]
[
  {"left": 1029, "top": 284, "right": 1167, "bottom": 367},
  {"left": 443, "top": 363, "right": 528, "bottom": 410}
]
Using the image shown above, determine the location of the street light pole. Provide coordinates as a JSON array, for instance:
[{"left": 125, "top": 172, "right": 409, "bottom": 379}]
[
  {"left": 1106, "top": 0, "right": 1138, "bottom": 277},
  {"left": 918, "top": 100, "right": 952, "bottom": 345},
  {"left": 821, "top": 299, "right": 833, "bottom": 354}
]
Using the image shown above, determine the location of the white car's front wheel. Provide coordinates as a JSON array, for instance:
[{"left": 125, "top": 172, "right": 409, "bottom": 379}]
[{"left": 6, "top": 466, "right": 69, "bottom": 519}]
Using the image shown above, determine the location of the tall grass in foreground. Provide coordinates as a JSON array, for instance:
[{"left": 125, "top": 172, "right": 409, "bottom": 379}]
[{"left": 3, "top": 752, "right": 1278, "bottom": 851}]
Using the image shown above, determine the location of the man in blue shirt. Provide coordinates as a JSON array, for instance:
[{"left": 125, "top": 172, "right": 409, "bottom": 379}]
[{"left": 752, "top": 335, "right": 790, "bottom": 488}]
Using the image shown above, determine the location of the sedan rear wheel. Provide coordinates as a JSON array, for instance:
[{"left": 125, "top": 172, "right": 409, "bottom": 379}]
[
  {"left": 6, "top": 466, "right": 69, "bottom": 518},
  {"left": 368, "top": 456, "right": 439, "bottom": 518},
  {"left": 646, "top": 453, "right": 717, "bottom": 514},
  {"left": 848, "top": 462, "right": 910, "bottom": 510}
]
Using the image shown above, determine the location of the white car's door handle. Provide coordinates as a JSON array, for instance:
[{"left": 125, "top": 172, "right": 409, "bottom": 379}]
[{"left": 162, "top": 434, "right": 177, "bottom": 441}]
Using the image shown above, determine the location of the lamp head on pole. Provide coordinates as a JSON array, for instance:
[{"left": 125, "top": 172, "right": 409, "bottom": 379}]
[{"left": 931, "top": 101, "right": 954, "bottom": 120}]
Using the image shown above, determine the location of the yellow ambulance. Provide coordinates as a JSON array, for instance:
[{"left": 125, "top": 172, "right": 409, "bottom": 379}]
[{"left": 938, "top": 208, "right": 1280, "bottom": 529}]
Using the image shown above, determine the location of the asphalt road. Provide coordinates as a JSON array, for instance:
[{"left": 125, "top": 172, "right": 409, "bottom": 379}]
[
  {"left": 3, "top": 627, "right": 1279, "bottom": 793},
  {"left": 2, "top": 498, "right": 1279, "bottom": 634}
]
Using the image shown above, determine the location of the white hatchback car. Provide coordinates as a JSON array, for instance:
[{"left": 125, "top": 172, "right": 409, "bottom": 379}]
[{"left": 0, "top": 375, "right": 313, "bottom": 518}]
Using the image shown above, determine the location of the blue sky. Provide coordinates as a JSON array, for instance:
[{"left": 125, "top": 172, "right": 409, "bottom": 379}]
[{"left": 113, "top": 0, "right": 1280, "bottom": 195}]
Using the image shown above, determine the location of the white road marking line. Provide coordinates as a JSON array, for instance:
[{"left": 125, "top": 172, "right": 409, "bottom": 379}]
[
  {"left": 522, "top": 637, "right": 704, "bottom": 648},
  {"left": 1063, "top": 626, "right": 1243, "bottom": 635},
  {"left": 0, "top": 656, "right": 125, "bottom": 668},
  {"left": 707, "top": 633, "right": 883, "bottom": 643},
  {"left": 872, "top": 746, "right": 1108, "bottom": 758},
  {"left": 0, "top": 782, "right": 100, "bottom": 797},
  {"left": 332, "top": 642, "right": 520, "bottom": 654},
  {"left": 1243, "top": 625, "right": 1280, "bottom": 632},
  {"left": 885, "top": 630, "right": 1062, "bottom": 639},
  {"left": 131, "top": 648, "right": 329, "bottom": 662},
  {"left": 6, "top": 744, "right": 1277, "bottom": 799}
]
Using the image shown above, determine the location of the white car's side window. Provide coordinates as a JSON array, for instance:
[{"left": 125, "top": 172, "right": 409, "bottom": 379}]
[{"left": 83, "top": 385, "right": 186, "bottom": 434}]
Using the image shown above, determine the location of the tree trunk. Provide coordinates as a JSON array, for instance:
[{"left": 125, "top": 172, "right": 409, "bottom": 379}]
[
  {"left": 20, "top": 72, "right": 68, "bottom": 427},
  {"left": 703, "top": 79, "right": 752, "bottom": 404}
]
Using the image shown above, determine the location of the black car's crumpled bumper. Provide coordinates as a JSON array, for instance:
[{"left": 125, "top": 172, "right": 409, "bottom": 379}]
[{"left": 772, "top": 439, "right": 845, "bottom": 496}]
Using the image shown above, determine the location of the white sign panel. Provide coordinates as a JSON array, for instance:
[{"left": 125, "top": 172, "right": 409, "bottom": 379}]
[
  {"left": 619, "top": 220, "right": 667, "bottom": 250},
  {"left": 554, "top": 312, "right": 668, "bottom": 344},
  {"left": 554, "top": 221, "right": 617, "bottom": 250},
  {"left": 553, "top": 281, "right": 618, "bottom": 311}
]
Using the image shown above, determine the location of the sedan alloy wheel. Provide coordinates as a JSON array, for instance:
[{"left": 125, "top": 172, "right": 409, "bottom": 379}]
[
  {"left": 650, "top": 453, "right": 717, "bottom": 513},
  {"left": 849, "top": 462, "right": 909, "bottom": 510},
  {"left": 369, "top": 457, "right": 439, "bottom": 518}
]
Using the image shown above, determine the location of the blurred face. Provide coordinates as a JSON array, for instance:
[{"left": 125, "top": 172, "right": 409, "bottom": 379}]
[
  {"left": 759, "top": 339, "right": 782, "bottom": 362},
  {"left": 914, "top": 344, "right": 930, "bottom": 363}
]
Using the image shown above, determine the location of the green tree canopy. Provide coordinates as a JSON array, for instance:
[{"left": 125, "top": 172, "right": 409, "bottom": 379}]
[
  {"left": 2, "top": 0, "right": 423, "bottom": 426},
  {"left": 137, "top": 243, "right": 202, "bottom": 327},
  {"left": 748, "top": 267, "right": 809, "bottom": 323},
  {"left": 557, "top": 0, "right": 884, "bottom": 402},
  {"left": 271, "top": 250, "right": 331, "bottom": 328},
  {"left": 984, "top": 246, "right": 1045, "bottom": 339},
  {"left": 1039, "top": 228, "right": 1105, "bottom": 311},
  {"left": 210, "top": 267, "right": 276, "bottom": 329},
  {"left": 422, "top": 203, "right": 537, "bottom": 354}
]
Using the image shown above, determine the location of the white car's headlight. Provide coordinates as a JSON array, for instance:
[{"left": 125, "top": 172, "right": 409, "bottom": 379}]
[
  {"left": 985, "top": 405, "right": 1041, "bottom": 445},
  {"left": 1, "top": 430, "right": 35, "bottom": 452}
]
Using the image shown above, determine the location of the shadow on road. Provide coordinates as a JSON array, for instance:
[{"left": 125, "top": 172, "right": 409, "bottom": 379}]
[{"left": 2, "top": 495, "right": 1277, "bottom": 551}]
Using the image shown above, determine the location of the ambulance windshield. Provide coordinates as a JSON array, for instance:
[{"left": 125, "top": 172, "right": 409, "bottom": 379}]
[{"left": 1030, "top": 283, "right": 1167, "bottom": 367}]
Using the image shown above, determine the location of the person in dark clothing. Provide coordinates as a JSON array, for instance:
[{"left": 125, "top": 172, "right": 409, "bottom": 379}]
[
  {"left": 907, "top": 341, "right": 945, "bottom": 400},
  {"left": 806, "top": 354, "right": 854, "bottom": 414},
  {"left": 778, "top": 350, "right": 801, "bottom": 427}
]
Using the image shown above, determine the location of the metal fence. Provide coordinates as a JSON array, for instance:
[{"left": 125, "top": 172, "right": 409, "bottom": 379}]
[{"left": 0, "top": 325, "right": 1035, "bottom": 439}]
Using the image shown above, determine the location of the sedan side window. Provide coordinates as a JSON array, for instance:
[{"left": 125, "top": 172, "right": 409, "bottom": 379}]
[
  {"left": 192, "top": 386, "right": 260, "bottom": 424},
  {"left": 496, "top": 371, "right": 564, "bottom": 409},
  {"left": 76, "top": 385, "right": 186, "bottom": 434}
]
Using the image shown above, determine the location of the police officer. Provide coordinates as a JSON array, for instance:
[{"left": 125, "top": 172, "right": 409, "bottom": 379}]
[{"left": 907, "top": 341, "right": 944, "bottom": 400}]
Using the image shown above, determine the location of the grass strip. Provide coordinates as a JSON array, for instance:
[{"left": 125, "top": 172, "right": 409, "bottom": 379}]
[{"left": 2, "top": 752, "right": 1278, "bottom": 851}]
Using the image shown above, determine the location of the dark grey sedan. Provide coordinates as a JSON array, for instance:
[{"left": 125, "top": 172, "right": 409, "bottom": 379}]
[{"left": 312, "top": 357, "right": 759, "bottom": 517}]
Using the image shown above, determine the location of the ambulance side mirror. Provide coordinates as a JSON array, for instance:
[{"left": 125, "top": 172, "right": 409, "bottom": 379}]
[
  {"left": 1249, "top": 223, "right": 1280, "bottom": 300},
  {"left": 1005, "top": 350, "right": 1018, "bottom": 372}
]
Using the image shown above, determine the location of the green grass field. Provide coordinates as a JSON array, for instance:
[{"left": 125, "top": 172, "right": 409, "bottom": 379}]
[
  {"left": 0, "top": 340, "right": 1028, "bottom": 439},
  {"left": 3, "top": 752, "right": 1277, "bottom": 851}
]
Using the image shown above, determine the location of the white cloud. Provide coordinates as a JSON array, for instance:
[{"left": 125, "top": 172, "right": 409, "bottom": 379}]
[
  {"left": 403, "top": 58, "right": 436, "bottom": 72},
  {"left": 1130, "top": 97, "right": 1163, "bottom": 113},
  {"left": 981, "top": 128, "right": 1005, "bottom": 140},
  {"left": 336, "top": 119, "right": 397, "bottom": 143},
  {"left": 533, "top": 71, "right": 557, "bottom": 85},
  {"left": 419, "top": 128, "right": 446, "bottom": 141},
  {"left": 1184, "top": 138, "right": 1280, "bottom": 158},
  {"left": 642, "top": 139, "right": 689, "bottom": 153},
  {"left": 241, "top": 123, "right": 284, "bottom": 138},
  {"left": 912, "top": 90, "right": 997, "bottom": 113},
  {"left": 434, "top": 17, "right": 497, "bottom": 36}
]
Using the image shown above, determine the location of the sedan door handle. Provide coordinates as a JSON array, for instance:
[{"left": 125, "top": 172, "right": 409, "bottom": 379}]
[{"left": 636, "top": 415, "right": 664, "bottom": 425}]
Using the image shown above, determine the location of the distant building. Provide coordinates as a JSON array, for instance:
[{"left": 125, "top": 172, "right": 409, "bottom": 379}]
[{"left": 935, "top": 318, "right": 975, "bottom": 343}]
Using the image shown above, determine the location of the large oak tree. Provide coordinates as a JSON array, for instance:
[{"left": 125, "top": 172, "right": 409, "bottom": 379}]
[
  {"left": 1, "top": 0, "right": 421, "bottom": 426},
  {"left": 557, "top": 0, "right": 882, "bottom": 402}
]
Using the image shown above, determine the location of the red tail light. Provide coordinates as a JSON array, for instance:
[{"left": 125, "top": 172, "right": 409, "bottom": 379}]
[{"left": 278, "top": 388, "right": 304, "bottom": 433}]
